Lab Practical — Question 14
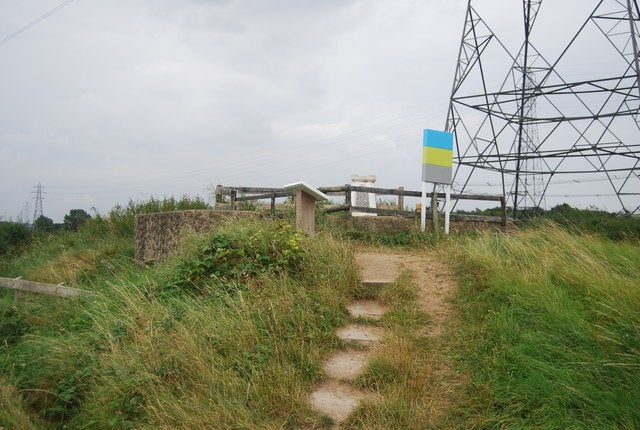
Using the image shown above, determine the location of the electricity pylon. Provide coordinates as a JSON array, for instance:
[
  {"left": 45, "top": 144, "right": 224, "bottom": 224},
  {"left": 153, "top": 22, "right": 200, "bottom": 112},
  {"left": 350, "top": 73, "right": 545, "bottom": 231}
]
[
  {"left": 446, "top": 0, "right": 640, "bottom": 215},
  {"left": 32, "top": 183, "right": 44, "bottom": 223}
]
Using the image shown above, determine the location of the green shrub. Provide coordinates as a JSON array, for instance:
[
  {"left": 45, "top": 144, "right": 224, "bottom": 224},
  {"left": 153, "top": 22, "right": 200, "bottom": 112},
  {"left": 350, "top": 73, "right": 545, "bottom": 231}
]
[
  {"left": 541, "top": 203, "right": 640, "bottom": 240},
  {"left": 166, "top": 221, "right": 307, "bottom": 294}
]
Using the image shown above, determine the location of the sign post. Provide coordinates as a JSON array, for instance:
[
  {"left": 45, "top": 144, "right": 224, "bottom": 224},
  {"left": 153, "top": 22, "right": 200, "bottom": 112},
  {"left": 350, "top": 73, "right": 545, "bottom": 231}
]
[{"left": 421, "top": 129, "right": 454, "bottom": 234}]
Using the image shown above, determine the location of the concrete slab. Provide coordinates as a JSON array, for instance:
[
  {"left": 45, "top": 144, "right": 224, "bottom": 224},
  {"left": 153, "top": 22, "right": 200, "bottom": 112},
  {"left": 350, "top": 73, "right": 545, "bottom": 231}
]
[
  {"left": 309, "top": 380, "right": 365, "bottom": 423},
  {"left": 336, "top": 324, "right": 383, "bottom": 344},
  {"left": 347, "top": 299, "right": 388, "bottom": 320},
  {"left": 323, "top": 349, "right": 370, "bottom": 381}
]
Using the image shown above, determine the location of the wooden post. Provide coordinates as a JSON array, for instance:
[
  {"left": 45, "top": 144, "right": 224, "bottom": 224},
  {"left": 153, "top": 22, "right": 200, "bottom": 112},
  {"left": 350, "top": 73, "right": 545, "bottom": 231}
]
[
  {"left": 431, "top": 192, "right": 439, "bottom": 236},
  {"left": 295, "top": 190, "right": 316, "bottom": 234},
  {"left": 214, "top": 185, "right": 223, "bottom": 206},
  {"left": 13, "top": 276, "right": 21, "bottom": 305},
  {"left": 500, "top": 195, "right": 508, "bottom": 228},
  {"left": 397, "top": 187, "right": 404, "bottom": 210},
  {"left": 344, "top": 184, "right": 351, "bottom": 207},
  {"left": 283, "top": 182, "right": 328, "bottom": 235},
  {"left": 230, "top": 189, "right": 237, "bottom": 211}
]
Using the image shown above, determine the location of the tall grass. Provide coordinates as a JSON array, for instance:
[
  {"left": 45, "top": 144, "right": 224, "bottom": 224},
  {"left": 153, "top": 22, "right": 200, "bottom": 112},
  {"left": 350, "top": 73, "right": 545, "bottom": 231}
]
[
  {"left": 0, "top": 219, "right": 359, "bottom": 429},
  {"left": 449, "top": 221, "right": 640, "bottom": 428}
]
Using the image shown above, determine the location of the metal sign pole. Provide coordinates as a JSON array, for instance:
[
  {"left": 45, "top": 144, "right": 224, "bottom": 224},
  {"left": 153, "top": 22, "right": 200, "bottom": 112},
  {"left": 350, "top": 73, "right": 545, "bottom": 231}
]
[
  {"left": 421, "top": 181, "right": 427, "bottom": 231},
  {"left": 444, "top": 184, "right": 451, "bottom": 235}
]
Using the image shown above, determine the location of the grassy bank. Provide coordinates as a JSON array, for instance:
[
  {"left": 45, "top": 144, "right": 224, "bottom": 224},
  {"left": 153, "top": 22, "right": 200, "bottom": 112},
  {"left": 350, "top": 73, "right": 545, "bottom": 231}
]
[
  {"left": 449, "top": 222, "right": 640, "bottom": 428},
  {"left": 3, "top": 204, "right": 639, "bottom": 428},
  {"left": 1, "top": 219, "right": 358, "bottom": 429}
]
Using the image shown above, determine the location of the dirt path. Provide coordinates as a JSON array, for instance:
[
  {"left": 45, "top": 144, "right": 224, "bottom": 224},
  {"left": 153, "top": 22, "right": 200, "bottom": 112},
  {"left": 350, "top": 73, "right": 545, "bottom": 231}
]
[
  {"left": 356, "top": 250, "right": 458, "bottom": 337},
  {"left": 309, "top": 247, "right": 459, "bottom": 427}
]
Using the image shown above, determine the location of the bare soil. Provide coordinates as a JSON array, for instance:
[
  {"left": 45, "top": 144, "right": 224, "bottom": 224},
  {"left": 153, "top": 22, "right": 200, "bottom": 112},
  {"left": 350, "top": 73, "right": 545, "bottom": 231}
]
[{"left": 356, "top": 249, "right": 458, "bottom": 337}]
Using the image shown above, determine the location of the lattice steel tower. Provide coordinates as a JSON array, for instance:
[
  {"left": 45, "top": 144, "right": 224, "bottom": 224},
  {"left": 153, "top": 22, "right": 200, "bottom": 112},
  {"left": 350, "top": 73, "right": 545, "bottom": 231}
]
[
  {"left": 32, "top": 183, "right": 44, "bottom": 223},
  {"left": 446, "top": 0, "right": 640, "bottom": 215}
]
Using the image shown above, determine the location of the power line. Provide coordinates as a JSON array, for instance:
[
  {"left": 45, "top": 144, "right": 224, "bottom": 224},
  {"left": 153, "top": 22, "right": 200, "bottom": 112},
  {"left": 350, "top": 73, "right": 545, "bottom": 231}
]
[
  {"left": 43, "top": 99, "right": 448, "bottom": 196},
  {"left": 0, "top": 0, "right": 76, "bottom": 47},
  {"left": 459, "top": 174, "right": 631, "bottom": 188}
]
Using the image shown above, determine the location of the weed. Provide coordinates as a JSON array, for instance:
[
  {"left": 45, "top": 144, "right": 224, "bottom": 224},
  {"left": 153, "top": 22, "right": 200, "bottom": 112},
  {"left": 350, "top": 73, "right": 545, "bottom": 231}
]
[{"left": 164, "top": 221, "right": 307, "bottom": 294}]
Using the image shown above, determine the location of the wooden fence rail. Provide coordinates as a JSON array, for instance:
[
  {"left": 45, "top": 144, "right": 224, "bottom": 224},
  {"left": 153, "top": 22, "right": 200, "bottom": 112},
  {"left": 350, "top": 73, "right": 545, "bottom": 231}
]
[
  {"left": 0, "top": 277, "right": 94, "bottom": 304},
  {"left": 215, "top": 184, "right": 509, "bottom": 228}
]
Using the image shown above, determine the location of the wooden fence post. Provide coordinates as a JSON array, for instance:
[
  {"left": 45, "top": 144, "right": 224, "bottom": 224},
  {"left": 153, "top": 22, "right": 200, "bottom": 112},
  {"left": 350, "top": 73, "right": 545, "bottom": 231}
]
[
  {"left": 270, "top": 193, "right": 276, "bottom": 218},
  {"left": 398, "top": 187, "right": 404, "bottom": 210},
  {"left": 230, "top": 189, "right": 237, "bottom": 211},
  {"left": 13, "top": 276, "right": 21, "bottom": 305},
  {"left": 214, "top": 185, "right": 223, "bottom": 205},
  {"left": 344, "top": 184, "right": 351, "bottom": 207},
  {"left": 500, "top": 195, "right": 507, "bottom": 228}
]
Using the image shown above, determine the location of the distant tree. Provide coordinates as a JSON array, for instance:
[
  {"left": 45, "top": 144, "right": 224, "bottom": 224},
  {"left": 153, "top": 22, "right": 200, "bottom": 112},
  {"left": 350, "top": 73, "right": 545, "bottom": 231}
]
[
  {"left": 33, "top": 215, "right": 55, "bottom": 233},
  {"left": 0, "top": 221, "right": 31, "bottom": 256},
  {"left": 63, "top": 209, "right": 91, "bottom": 231}
]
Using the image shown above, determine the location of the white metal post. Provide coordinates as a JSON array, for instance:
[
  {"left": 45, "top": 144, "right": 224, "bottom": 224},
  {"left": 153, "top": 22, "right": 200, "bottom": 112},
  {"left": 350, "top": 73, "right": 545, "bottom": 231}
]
[
  {"left": 420, "top": 181, "right": 427, "bottom": 231},
  {"left": 444, "top": 185, "right": 451, "bottom": 235}
]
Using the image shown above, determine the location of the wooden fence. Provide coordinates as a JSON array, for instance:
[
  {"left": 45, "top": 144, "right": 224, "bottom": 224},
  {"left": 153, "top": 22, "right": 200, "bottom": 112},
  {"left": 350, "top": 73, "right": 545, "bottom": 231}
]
[
  {"left": 0, "top": 277, "right": 94, "bottom": 304},
  {"left": 215, "top": 184, "right": 509, "bottom": 229}
]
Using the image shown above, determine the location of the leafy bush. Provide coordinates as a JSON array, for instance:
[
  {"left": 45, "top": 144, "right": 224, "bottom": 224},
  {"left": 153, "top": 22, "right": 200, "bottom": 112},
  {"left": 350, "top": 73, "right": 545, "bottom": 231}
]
[
  {"left": 541, "top": 203, "right": 640, "bottom": 240},
  {"left": 458, "top": 203, "right": 640, "bottom": 240},
  {"left": 167, "top": 221, "right": 307, "bottom": 294}
]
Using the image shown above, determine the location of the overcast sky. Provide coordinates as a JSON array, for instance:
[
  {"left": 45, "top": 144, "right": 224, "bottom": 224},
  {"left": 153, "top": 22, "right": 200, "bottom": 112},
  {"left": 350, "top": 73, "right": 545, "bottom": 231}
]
[{"left": 0, "top": 0, "right": 631, "bottom": 222}]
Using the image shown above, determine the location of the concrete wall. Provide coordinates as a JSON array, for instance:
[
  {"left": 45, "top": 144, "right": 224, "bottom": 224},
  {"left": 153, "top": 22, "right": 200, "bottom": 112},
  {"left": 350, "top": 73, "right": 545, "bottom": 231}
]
[{"left": 134, "top": 210, "right": 258, "bottom": 262}]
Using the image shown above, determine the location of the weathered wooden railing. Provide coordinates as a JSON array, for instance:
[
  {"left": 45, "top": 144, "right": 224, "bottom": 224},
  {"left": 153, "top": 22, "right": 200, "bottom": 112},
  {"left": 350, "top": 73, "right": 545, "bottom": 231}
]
[
  {"left": 215, "top": 184, "right": 509, "bottom": 228},
  {"left": 0, "top": 277, "right": 94, "bottom": 304}
]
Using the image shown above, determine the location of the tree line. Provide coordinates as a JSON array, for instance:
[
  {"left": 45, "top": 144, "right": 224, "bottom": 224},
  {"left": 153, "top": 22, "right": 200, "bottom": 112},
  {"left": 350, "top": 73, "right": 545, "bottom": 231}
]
[{"left": 0, "top": 209, "right": 91, "bottom": 257}]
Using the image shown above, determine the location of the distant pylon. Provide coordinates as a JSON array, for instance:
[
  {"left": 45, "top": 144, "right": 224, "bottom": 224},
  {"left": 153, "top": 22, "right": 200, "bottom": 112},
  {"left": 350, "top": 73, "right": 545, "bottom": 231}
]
[
  {"left": 32, "top": 183, "right": 44, "bottom": 223},
  {"left": 22, "top": 201, "right": 31, "bottom": 225}
]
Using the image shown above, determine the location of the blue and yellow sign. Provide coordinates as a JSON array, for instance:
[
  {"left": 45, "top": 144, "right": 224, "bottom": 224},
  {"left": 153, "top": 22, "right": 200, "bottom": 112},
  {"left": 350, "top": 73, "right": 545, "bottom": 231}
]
[{"left": 422, "top": 129, "right": 453, "bottom": 184}]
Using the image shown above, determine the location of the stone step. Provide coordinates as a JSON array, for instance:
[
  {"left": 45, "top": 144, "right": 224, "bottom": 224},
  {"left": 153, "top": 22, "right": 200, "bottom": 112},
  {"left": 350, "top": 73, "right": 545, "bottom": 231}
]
[
  {"left": 361, "top": 279, "right": 393, "bottom": 288},
  {"left": 309, "top": 380, "right": 366, "bottom": 423},
  {"left": 336, "top": 324, "right": 383, "bottom": 344},
  {"left": 323, "top": 349, "right": 370, "bottom": 381},
  {"left": 347, "top": 299, "right": 388, "bottom": 320}
]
